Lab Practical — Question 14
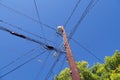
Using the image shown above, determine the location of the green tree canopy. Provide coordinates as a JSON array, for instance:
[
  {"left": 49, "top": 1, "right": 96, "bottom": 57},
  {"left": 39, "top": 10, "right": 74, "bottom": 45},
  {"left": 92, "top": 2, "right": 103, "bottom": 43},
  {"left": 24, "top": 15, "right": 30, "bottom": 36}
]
[{"left": 55, "top": 50, "right": 120, "bottom": 80}]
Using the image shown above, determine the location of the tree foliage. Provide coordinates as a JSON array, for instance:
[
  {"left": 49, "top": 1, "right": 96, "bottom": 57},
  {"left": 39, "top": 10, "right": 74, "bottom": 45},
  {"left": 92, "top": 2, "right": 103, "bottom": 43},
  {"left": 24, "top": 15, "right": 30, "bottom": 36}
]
[{"left": 55, "top": 50, "right": 120, "bottom": 80}]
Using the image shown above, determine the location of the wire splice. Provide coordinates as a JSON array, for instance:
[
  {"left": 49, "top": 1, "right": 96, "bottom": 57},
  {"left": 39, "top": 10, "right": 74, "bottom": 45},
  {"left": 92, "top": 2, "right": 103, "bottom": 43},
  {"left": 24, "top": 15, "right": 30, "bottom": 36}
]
[
  {"left": 10, "top": 32, "right": 26, "bottom": 39},
  {"left": 0, "top": 20, "right": 56, "bottom": 44},
  {"left": 45, "top": 45, "right": 55, "bottom": 50}
]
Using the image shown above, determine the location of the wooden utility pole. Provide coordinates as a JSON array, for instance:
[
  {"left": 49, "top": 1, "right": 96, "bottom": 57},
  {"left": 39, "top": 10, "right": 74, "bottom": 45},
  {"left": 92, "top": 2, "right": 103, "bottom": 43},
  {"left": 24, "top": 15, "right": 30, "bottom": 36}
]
[{"left": 57, "top": 26, "right": 80, "bottom": 80}]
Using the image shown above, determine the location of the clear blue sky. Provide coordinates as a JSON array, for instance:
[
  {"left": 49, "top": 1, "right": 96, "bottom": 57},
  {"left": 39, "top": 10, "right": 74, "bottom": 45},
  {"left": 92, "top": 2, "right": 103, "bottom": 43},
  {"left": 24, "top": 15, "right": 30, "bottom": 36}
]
[{"left": 0, "top": 0, "right": 120, "bottom": 80}]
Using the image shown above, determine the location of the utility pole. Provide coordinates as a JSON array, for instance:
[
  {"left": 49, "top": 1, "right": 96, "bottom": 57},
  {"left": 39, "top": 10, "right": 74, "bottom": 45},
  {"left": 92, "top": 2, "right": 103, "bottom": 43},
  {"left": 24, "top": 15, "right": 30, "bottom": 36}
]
[{"left": 57, "top": 26, "right": 80, "bottom": 80}]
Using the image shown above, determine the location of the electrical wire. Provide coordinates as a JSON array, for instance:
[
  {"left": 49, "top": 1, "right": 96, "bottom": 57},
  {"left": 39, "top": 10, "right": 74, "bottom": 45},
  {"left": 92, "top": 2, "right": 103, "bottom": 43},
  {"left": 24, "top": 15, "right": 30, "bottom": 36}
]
[
  {"left": 33, "top": 0, "right": 48, "bottom": 44},
  {"left": 0, "top": 26, "right": 46, "bottom": 47},
  {"left": 34, "top": 51, "right": 52, "bottom": 80},
  {"left": 45, "top": 0, "right": 100, "bottom": 79},
  {"left": 0, "top": 50, "right": 47, "bottom": 78},
  {"left": 72, "top": 38, "right": 104, "bottom": 63},
  {"left": 67, "top": 0, "right": 103, "bottom": 63},
  {"left": 33, "top": 0, "right": 41, "bottom": 24},
  {"left": 47, "top": 0, "right": 100, "bottom": 79},
  {"left": 58, "top": 56, "right": 66, "bottom": 74},
  {"left": 52, "top": 0, "right": 100, "bottom": 77},
  {"left": 44, "top": 53, "right": 63, "bottom": 80},
  {"left": 0, "top": 46, "right": 40, "bottom": 72},
  {"left": 57, "top": 0, "right": 99, "bottom": 58},
  {"left": 69, "top": 0, "right": 97, "bottom": 39},
  {"left": 0, "top": 2, "right": 56, "bottom": 31},
  {"left": 0, "top": 26, "right": 62, "bottom": 53},
  {"left": 90, "top": 0, "right": 100, "bottom": 10},
  {"left": 0, "top": 20, "right": 56, "bottom": 44},
  {"left": 0, "top": 0, "right": 101, "bottom": 80},
  {"left": 64, "top": 0, "right": 81, "bottom": 27}
]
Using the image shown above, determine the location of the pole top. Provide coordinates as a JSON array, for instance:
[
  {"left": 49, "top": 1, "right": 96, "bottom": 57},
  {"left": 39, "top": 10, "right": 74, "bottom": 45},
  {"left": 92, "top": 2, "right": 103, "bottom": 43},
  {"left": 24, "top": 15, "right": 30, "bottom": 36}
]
[{"left": 57, "top": 26, "right": 64, "bottom": 35}]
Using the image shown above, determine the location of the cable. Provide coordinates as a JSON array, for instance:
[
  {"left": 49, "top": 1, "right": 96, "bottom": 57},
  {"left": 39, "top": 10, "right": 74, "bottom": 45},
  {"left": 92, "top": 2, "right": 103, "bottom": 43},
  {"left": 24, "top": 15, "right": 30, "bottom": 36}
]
[
  {"left": 33, "top": 0, "right": 48, "bottom": 44},
  {"left": 0, "top": 46, "right": 40, "bottom": 71},
  {"left": 0, "top": 26, "right": 46, "bottom": 46},
  {"left": 0, "top": 26, "right": 62, "bottom": 53},
  {"left": 57, "top": 0, "right": 100, "bottom": 49},
  {"left": 0, "top": 20, "right": 56, "bottom": 44},
  {"left": 69, "top": 0, "right": 97, "bottom": 39},
  {"left": 67, "top": 0, "right": 102, "bottom": 62},
  {"left": 58, "top": 56, "right": 66, "bottom": 74},
  {"left": 72, "top": 38, "right": 104, "bottom": 63},
  {"left": 52, "top": 0, "right": 100, "bottom": 78},
  {"left": 57, "top": 0, "right": 99, "bottom": 55},
  {"left": 44, "top": 55, "right": 61, "bottom": 80},
  {"left": 34, "top": 51, "right": 52, "bottom": 80},
  {"left": 90, "top": 0, "right": 100, "bottom": 10},
  {"left": 0, "top": 50, "right": 46, "bottom": 78},
  {"left": 44, "top": 53, "right": 63, "bottom": 80},
  {"left": 64, "top": 0, "right": 81, "bottom": 27},
  {"left": 33, "top": 0, "right": 41, "bottom": 24},
  {"left": 0, "top": 2, "right": 56, "bottom": 31}
]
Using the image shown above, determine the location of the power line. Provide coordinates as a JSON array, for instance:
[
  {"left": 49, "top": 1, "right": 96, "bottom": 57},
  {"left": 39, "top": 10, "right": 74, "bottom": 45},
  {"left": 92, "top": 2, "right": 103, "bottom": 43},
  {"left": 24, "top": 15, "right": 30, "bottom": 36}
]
[
  {"left": 58, "top": 56, "right": 66, "bottom": 74},
  {"left": 64, "top": 0, "right": 81, "bottom": 27},
  {"left": 0, "top": 26, "right": 62, "bottom": 52},
  {"left": 34, "top": 51, "right": 52, "bottom": 80},
  {"left": 44, "top": 53, "right": 63, "bottom": 80},
  {"left": 69, "top": 0, "right": 97, "bottom": 39},
  {"left": 0, "top": 46, "right": 40, "bottom": 71},
  {"left": 90, "top": 0, "right": 100, "bottom": 10},
  {"left": 0, "top": 26, "right": 46, "bottom": 47},
  {"left": 44, "top": 1, "right": 100, "bottom": 79},
  {"left": 33, "top": 0, "right": 48, "bottom": 44},
  {"left": 33, "top": 0, "right": 41, "bottom": 24},
  {"left": 72, "top": 38, "right": 104, "bottom": 63},
  {"left": 0, "top": 50, "right": 47, "bottom": 78},
  {"left": 66, "top": 0, "right": 102, "bottom": 63},
  {"left": 0, "top": 20, "right": 56, "bottom": 44},
  {"left": 56, "top": 0, "right": 99, "bottom": 58},
  {"left": 0, "top": 1, "right": 101, "bottom": 80},
  {"left": 58, "top": 0, "right": 101, "bottom": 62},
  {"left": 0, "top": 2, "right": 56, "bottom": 31}
]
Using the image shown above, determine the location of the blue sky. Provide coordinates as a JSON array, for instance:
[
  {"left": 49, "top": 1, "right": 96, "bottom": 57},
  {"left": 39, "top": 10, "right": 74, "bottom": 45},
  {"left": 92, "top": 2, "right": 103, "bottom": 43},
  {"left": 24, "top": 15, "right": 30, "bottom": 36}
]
[{"left": 0, "top": 0, "right": 120, "bottom": 80}]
